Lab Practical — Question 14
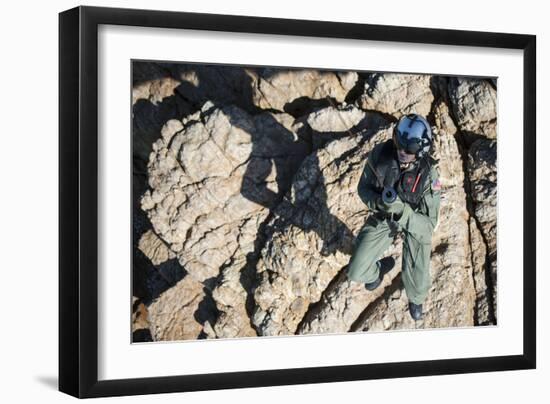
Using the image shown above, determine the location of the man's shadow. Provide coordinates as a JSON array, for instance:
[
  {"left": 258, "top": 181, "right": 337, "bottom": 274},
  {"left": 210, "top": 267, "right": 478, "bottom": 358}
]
[{"left": 132, "top": 61, "right": 363, "bottom": 332}]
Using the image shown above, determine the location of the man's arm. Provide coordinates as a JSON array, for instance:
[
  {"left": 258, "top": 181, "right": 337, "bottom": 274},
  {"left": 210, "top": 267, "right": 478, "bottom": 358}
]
[
  {"left": 396, "top": 165, "right": 441, "bottom": 243},
  {"left": 357, "top": 145, "right": 383, "bottom": 212}
]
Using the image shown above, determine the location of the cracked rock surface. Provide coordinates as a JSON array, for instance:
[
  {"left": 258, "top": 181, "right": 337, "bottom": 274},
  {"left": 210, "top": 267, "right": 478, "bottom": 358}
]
[
  {"left": 141, "top": 103, "right": 309, "bottom": 282},
  {"left": 448, "top": 78, "right": 497, "bottom": 142},
  {"left": 249, "top": 69, "right": 358, "bottom": 112},
  {"left": 358, "top": 73, "right": 433, "bottom": 118},
  {"left": 132, "top": 63, "right": 498, "bottom": 341},
  {"left": 467, "top": 138, "right": 497, "bottom": 321}
]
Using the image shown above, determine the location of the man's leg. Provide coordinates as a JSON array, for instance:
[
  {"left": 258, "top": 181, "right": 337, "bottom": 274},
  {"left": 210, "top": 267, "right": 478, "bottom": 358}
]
[
  {"left": 401, "top": 229, "right": 433, "bottom": 305},
  {"left": 346, "top": 217, "right": 395, "bottom": 284}
]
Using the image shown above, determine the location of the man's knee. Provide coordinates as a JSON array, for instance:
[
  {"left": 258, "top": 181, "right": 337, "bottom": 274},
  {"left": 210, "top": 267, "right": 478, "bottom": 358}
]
[
  {"left": 346, "top": 221, "right": 392, "bottom": 284},
  {"left": 346, "top": 256, "right": 379, "bottom": 284}
]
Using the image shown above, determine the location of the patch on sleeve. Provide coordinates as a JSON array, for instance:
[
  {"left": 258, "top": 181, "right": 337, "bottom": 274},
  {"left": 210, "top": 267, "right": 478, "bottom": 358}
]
[{"left": 431, "top": 178, "right": 441, "bottom": 191}]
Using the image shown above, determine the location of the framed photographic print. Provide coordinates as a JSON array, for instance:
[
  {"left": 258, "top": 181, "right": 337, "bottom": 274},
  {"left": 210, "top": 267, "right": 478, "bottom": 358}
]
[{"left": 59, "top": 5, "right": 536, "bottom": 398}]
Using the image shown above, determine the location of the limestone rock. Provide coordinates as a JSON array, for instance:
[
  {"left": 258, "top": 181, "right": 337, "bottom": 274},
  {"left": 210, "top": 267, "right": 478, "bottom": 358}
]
[
  {"left": 210, "top": 256, "right": 258, "bottom": 338},
  {"left": 132, "top": 63, "right": 267, "bottom": 178},
  {"left": 133, "top": 61, "right": 258, "bottom": 113},
  {"left": 297, "top": 240, "right": 403, "bottom": 335},
  {"left": 431, "top": 101, "right": 462, "bottom": 188},
  {"left": 133, "top": 77, "right": 181, "bottom": 106},
  {"left": 248, "top": 69, "right": 358, "bottom": 112},
  {"left": 138, "top": 229, "right": 175, "bottom": 266},
  {"left": 467, "top": 138, "right": 497, "bottom": 318},
  {"left": 434, "top": 100, "right": 496, "bottom": 325},
  {"left": 141, "top": 103, "right": 309, "bottom": 283},
  {"left": 141, "top": 102, "right": 309, "bottom": 338},
  {"left": 358, "top": 73, "right": 433, "bottom": 118},
  {"left": 307, "top": 105, "right": 366, "bottom": 133},
  {"left": 304, "top": 105, "right": 390, "bottom": 149},
  {"left": 147, "top": 275, "right": 214, "bottom": 341},
  {"left": 469, "top": 217, "right": 494, "bottom": 325},
  {"left": 467, "top": 139, "right": 497, "bottom": 255},
  {"left": 132, "top": 85, "right": 193, "bottom": 176},
  {"left": 448, "top": 78, "right": 497, "bottom": 140}
]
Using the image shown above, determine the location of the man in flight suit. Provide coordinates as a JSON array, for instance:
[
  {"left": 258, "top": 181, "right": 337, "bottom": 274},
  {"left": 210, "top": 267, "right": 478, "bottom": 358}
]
[{"left": 346, "top": 113, "right": 441, "bottom": 320}]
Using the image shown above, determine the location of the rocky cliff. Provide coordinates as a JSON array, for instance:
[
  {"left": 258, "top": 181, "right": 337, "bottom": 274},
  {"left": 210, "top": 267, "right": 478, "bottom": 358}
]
[{"left": 131, "top": 62, "right": 497, "bottom": 341}]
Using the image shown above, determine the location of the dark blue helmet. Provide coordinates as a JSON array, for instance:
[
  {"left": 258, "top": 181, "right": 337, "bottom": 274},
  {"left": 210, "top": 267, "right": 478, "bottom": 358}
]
[{"left": 393, "top": 114, "right": 433, "bottom": 159}]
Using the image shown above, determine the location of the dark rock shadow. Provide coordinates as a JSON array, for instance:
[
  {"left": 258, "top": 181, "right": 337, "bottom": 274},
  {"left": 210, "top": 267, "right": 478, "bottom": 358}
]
[
  {"left": 132, "top": 210, "right": 187, "bottom": 306},
  {"left": 193, "top": 286, "right": 219, "bottom": 329},
  {"left": 132, "top": 328, "right": 153, "bottom": 343},
  {"left": 283, "top": 96, "right": 332, "bottom": 118}
]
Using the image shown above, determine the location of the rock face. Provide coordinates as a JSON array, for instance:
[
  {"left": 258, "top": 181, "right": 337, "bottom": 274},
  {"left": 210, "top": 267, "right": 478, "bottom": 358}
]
[
  {"left": 469, "top": 216, "right": 492, "bottom": 325},
  {"left": 133, "top": 62, "right": 258, "bottom": 113},
  {"left": 359, "top": 73, "right": 433, "bottom": 118},
  {"left": 132, "top": 62, "right": 498, "bottom": 341},
  {"left": 138, "top": 230, "right": 175, "bottom": 266},
  {"left": 297, "top": 238, "right": 403, "bottom": 335},
  {"left": 467, "top": 138, "right": 497, "bottom": 320},
  {"left": 139, "top": 101, "right": 309, "bottom": 338},
  {"left": 141, "top": 102, "right": 309, "bottom": 282},
  {"left": 305, "top": 105, "right": 390, "bottom": 149},
  {"left": 133, "top": 76, "right": 182, "bottom": 106},
  {"left": 448, "top": 78, "right": 497, "bottom": 141},
  {"left": 249, "top": 69, "right": 358, "bottom": 112},
  {"left": 307, "top": 105, "right": 366, "bottom": 133},
  {"left": 147, "top": 275, "right": 211, "bottom": 341}
]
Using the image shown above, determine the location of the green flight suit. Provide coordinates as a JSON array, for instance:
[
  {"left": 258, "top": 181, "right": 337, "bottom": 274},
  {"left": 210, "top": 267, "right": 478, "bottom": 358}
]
[{"left": 346, "top": 142, "right": 441, "bottom": 305}]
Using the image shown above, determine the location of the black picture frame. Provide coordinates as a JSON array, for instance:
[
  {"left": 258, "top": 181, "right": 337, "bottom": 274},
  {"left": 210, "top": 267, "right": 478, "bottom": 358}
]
[{"left": 59, "top": 5, "right": 536, "bottom": 399}]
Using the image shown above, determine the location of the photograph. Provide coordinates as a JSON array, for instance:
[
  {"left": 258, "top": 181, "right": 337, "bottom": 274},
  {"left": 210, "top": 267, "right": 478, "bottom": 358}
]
[{"left": 131, "top": 60, "right": 498, "bottom": 342}]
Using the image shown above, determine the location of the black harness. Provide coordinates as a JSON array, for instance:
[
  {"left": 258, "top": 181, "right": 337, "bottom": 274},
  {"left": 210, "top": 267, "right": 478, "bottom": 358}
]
[{"left": 372, "top": 140, "right": 434, "bottom": 210}]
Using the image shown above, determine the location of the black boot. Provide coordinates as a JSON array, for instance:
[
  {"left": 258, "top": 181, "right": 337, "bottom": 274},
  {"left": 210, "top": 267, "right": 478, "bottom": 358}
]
[
  {"left": 409, "top": 302, "right": 423, "bottom": 320},
  {"left": 365, "top": 257, "right": 395, "bottom": 291}
]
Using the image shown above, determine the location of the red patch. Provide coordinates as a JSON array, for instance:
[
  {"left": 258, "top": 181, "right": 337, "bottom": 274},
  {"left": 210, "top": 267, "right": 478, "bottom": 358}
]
[{"left": 432, "top": 178, "right": 441, "bottom": 191}]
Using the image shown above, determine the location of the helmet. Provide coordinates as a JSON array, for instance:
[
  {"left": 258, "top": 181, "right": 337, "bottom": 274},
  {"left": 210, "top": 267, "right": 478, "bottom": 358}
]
[{"left": 392, "top": 114, "right": 433, "bottom": 159}]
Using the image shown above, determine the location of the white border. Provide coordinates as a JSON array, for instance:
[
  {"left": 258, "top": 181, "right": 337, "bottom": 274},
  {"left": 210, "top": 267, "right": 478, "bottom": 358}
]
[{"left": 98, "top": 24, "right": 523, "bottom": 381}]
